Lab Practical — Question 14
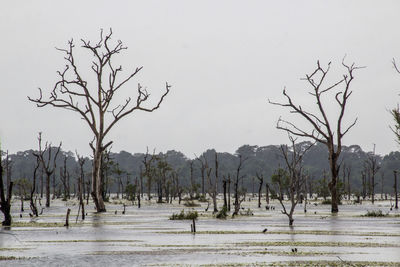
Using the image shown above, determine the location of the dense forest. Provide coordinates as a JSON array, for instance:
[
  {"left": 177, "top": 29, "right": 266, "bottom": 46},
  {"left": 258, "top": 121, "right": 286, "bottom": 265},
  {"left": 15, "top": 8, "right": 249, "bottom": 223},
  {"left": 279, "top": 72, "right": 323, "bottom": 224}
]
[{"left": 3, "top": 142, "right": 400, "bottom": 199}]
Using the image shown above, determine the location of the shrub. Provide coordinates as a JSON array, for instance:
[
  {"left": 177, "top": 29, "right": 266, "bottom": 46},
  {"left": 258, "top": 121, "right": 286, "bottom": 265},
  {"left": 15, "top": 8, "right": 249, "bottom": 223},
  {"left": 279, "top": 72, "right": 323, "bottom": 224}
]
[
  {"left": 198, "top": 195, "right": 208, "bottom": 202},
  {"left": 321, "top": 199, "right": 332, "bottom": 205},
  {"left": 362, "top": 210, "right": 388, "bottom": 217},
  {"left": 216, "top": 206, "right": 228, "bottom": 219},
  {"left": 170, "top": 209, "right": 198, "bottom": 220},
  {"left": 183, "top": 200, "right": 200, "bottom": 207},
  {"left": 239, "top": 208, "right": 254, "bottom": 216}
]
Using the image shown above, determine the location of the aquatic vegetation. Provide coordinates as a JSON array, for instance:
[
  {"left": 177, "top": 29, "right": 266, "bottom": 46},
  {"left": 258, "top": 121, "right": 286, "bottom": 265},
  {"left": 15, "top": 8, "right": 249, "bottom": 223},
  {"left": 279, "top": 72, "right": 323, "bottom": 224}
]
[
  {"left": 169, "top": 209, "right": 198, "bottom": 220},
  {"left": 362, "top": 210, "right": 388, "bottom": 217}
]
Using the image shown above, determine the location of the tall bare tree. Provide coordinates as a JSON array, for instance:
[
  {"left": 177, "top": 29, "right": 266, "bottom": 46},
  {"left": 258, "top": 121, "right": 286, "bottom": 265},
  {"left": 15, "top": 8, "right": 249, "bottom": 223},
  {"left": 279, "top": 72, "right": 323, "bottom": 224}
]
[
  {"left": 28, "top": 29, "right": 170, "bottom": 212},
  {"left": 269, "top": 59, "right": 362, "bottom": 213}
]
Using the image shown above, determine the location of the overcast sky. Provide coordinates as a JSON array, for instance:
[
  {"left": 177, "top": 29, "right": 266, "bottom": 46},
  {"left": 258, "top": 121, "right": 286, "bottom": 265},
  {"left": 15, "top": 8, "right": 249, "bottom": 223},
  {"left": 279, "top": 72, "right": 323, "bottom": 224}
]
[{"left": 1, "top": 1, "right": 400, "bottom": 158}]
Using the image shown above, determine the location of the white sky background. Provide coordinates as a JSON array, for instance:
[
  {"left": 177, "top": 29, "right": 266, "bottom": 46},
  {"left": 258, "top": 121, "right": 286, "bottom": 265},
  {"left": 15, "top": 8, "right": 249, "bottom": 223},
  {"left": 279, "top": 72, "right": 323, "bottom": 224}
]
[{"left": 1, "top": 0, "right": 400, "bottom": 157}]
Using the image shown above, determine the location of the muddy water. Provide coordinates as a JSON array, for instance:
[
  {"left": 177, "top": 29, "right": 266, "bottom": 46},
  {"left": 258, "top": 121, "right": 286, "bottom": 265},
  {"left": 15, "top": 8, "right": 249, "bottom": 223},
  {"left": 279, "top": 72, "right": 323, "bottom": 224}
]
[{"left": 0, "top": 198, "right": 399, "bottom": 266}]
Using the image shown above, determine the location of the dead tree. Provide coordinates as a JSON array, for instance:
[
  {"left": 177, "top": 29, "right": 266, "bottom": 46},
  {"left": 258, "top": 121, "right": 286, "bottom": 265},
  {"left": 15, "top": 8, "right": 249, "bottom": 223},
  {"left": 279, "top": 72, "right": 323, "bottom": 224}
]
[
  {"left": 365, "top": 150, "right": 380, "bottom": 204},
  {"left": 342, "top": 164, "right": 352, "bottom": 200},
  {"left": 256, "top": 173, "right": 264, "bottom": 208},
  {"left": 142, "top": 148, "right": 157, "bottom": 201},
  {"left": 269, "top": 59, "right": 362, "bottom": 213},
  {"left": 189, "top": 160, "right": 195, "bottom": 199},
  {"left": 205, "top": 167, "right": 218, "bottom": 212},
  {"left": 380, "top": 171, "right": 385, "bottom": 200},
  {"left": 222, "top": 176, "right": 228, "bottom": 208},
  {"left": 272, "top": 136, "right": 311, "bottom": 226},
  {"left": 30, "top": 157, "right": 40, "bottom": 217},
  {"left": 28, "top": 29, "right": 170, "bottom": 212},
  {"left": 59, "top": 156, "right": 70, "bottom": 200},
  {"left": 76, "top": 152, "right": 86, "bottom": 220},
  {"left": 196, "top": 155, "right": 206, "bottom": 197},
  {"left": 361, "top": 170, "right": 367, "bottom": 200},
  {"left": 0, "top": 151, "right": 13, "bottom": 226},
  {"left": 33, "top": 133, "right": 61, "bottom": 208},
  {"left": 232, "top": 155, "right": 247, "bottom": 217}
]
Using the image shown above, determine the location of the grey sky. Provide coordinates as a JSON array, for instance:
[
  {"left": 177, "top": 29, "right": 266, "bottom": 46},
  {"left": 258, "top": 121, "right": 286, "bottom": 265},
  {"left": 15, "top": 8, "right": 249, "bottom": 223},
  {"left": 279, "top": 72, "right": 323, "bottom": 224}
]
[{"left": 1, "top": 1, "right": 400, "bottom": 157}]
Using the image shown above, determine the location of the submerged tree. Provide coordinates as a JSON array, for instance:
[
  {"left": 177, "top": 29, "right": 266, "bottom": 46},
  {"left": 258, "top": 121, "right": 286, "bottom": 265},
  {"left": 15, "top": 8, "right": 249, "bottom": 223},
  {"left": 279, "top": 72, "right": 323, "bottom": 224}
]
[
  {"left": 269, "top": 59, "right": 362, "bottom": 213},
  {"left": 272, "top": 137, "right": 311, "bottom": 226},
  {"left": 28, "top": 29, "right": 170, "bottom": 212},
  {"left": 33, "top": 133, "right": 61, "bottom": 208},
  {"left": 0, "top": 148, "right": 13, "bottom": 226}
]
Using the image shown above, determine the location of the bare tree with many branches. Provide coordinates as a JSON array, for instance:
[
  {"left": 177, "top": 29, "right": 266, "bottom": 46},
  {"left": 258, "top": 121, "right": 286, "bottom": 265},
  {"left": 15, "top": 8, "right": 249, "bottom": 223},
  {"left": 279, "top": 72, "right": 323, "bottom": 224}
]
[
  {"left": 269, "top": 59, "right": 362, "bottom": 213},
  {"left": 28, "top": 29, "right": 170, "bottom": 212},
  {"left": 272, "top": 136, "right": 312, "bottom": 226}
]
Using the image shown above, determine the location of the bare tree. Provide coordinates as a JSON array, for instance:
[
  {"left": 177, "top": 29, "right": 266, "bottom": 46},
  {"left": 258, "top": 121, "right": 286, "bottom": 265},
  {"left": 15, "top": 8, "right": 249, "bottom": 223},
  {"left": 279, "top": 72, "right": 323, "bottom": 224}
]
[
  {"left": 196, "top": 156, "right": 206, "bottom": 197},
  {"left": 28, "top": 29, "right": 170, "bottom": 212},
  {"left": 269, "top": 59, "right": 362, "bottom": 213},
  {"left": 232, "top": 155, "right": 247, "bottom": 217},
  {"left": 59, "top": 156, "right": 70, "bottom": 200},
  {"left": 142, "top": 148, "right": 157, "bottom": 201},
  {"left": 365, "top": 150, "right": 380, "bottom": 204},
  {"left": 272, "top": 136, "right": 311, "bottom": 226},
  {"left": 33, "top": 133, "right": 61, "bottom": 208}
]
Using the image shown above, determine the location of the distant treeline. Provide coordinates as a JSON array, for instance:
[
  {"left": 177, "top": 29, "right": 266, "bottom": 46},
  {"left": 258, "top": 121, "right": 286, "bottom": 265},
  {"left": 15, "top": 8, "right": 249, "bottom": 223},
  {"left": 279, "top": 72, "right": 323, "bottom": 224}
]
[{"left": 3, "top": 142, "right": 400, "bottom": 196}]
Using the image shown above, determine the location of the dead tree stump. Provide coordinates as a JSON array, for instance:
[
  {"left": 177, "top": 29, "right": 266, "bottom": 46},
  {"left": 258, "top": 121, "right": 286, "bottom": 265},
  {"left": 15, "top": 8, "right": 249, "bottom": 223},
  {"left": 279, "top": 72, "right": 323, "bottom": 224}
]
[{"left": 64, "top": 208, "right": 71, "bottom": 227}]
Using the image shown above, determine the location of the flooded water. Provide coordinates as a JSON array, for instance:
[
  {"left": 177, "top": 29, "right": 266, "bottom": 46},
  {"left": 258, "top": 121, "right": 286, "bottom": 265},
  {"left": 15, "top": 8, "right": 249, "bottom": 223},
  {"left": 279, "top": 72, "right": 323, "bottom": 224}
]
[{"left": 0, "top": 197, "right": 399, "bottom": 266}]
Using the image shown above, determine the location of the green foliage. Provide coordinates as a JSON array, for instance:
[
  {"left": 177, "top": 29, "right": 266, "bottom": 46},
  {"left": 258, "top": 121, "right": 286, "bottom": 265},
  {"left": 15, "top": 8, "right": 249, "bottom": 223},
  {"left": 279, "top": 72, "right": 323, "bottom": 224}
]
[
  {"left": 125, "top": 183, "right": 137, "bottom": 201},
  {"left": 14, "top": 177, "right": 31, "bottom": 200},
  {"left": 170, "top": 209, "right": 198, "bottom": 220},
  {"left": 321, "top": 199, "right": 332, "bottom": 205},
  {"left": 362, "top": 210, "right": 388, "bottom": 217},
  {"left": 271, "top": 169, "right": 289, "bottom": 188},
  {"left": 316, "top": 174, "right": 330, "bottom": 200},
  {"left": 216, "top": 206, "right": 228, "bottom": 219},
  {"left": 197, "top": 194, "right": 208, "bottom": 202},
  {"left": 390, "top": 105, "right": 400, "bottom": 145}
]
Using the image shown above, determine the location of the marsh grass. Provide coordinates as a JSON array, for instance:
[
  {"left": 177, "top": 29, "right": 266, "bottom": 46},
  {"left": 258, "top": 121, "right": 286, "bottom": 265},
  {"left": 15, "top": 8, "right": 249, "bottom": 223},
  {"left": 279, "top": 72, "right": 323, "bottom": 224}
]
[
  {"left": 236, "top": 241, "right": 400, "bottom": 248},
  {"left": 200, "top": 261, "right": 400, "bottom": 267},
  {"left": 156, "top": 230, "right": 400, "bottom": 237}
]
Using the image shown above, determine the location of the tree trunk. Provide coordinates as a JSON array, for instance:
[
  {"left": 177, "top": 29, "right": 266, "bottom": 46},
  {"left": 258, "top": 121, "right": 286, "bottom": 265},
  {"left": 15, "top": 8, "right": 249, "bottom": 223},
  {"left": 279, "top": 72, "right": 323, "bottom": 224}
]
[
  {"left": 46, "top": 173, "right": 50, "bottom": 207},
  {"left": 258, "top": 179, "right": 263, "bottom": 208},
  {"left": 371, "top": 173, "right": 375, "bottom": 204},
  {"left": 328, "top": 152, "right": 339, "bottom": 213},
  {"left": 0, "top": 159, "right": 13, "bottom": 226},
  {"left": 266, "top": 183, "right": 270, "bottom": 205},
  {"left": 91, "top": 149, "right": 106, "bottom": 212},
  {"left": 223, "top": 180, "right": 227, "bottom": 208},
  {"left": 394, "top": 171, "right": 398, "bottom": 209},
  {"left": 40, "top": 167, "right": 44, "bottom": 198},
  {"left": 227, "top": 178, "right": 231, "bottom": 212}
]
